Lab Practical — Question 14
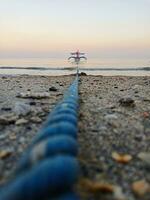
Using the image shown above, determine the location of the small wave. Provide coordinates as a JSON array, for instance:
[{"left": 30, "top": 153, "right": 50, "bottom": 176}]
[
  {"left": 0, "top": 66, "right": 150, "bottom": 71},
  {"left": 0, "top": 66, "right": 67, "bottom": 70},
  {"left": 80, "top": 67, "right": 150, "bottom": 71}
]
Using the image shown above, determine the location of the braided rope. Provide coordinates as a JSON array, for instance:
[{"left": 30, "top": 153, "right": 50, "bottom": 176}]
[{"left": 0, "top": 73, "right": 80, "bottom": 200}]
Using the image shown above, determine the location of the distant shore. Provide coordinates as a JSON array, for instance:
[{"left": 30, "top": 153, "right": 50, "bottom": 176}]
[{"left": 0, "top": 74, "right": 149, "bottom": 200}]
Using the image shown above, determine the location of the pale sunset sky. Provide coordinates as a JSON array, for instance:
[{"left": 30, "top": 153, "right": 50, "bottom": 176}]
[{"left": 0, "top": 0, "right": 150, "bottom": 59}]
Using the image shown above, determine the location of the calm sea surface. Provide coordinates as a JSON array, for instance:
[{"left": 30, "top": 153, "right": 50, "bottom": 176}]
[{"left": 0, "top": 58, "right": 150, "bottom": 76}]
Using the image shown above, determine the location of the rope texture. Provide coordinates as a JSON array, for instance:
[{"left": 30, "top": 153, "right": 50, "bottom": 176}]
[{"left": 0, "top": 74, "right": 80, "bottom": 200}]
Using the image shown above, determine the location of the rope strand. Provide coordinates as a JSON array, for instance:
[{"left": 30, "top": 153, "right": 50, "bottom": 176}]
[{"left": 0, "top": 69, "right": 80, "bottom": 200}]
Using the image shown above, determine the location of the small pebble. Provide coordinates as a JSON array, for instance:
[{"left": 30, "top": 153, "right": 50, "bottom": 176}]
[
  {"left": 49, "top": 86, "right": 57, "bottom": 91},
  {"left": 30, "top": 116, "right": 42, "bottom": 123},
  {"left": 80, "top": 72, "right": 87, "bottom": 76},
  {"left": 9, "top": 133, "right": 16, "bottom": 140},
  {"left": 142, "top": 112, "right": 150, "bottom": 118},
  {"left": 0, "top": 134, "right": 7, "bottom": 140},
  {"left": 29, "top": 101, "right": 36, "bottom": 106},
  {"left": 19, "top": 137, "right": 26, "bottom": 144},
  {"left": 0, "top": 148, "right": 13, "bottom": 159},
  {"left": 113, "top": 186, "right": 127, "bottom": 200},
  {"left": 15, "top": 118, "right": 28, "bottom": 125},
  {"left": 1, "top": 76, "right": 7, "bottom": 79},
  {"left": 0, "top": 114, "right": 17, "bottom": 125},
  {"left": 134, "top": 90, "right": 139, "bottom": 94},
  {"left": 138, "top": 152, "right": 150, "bottom": 168},
  {"left": 104, "top": 114, "right": 118, "bottom": 120},
  {"left": 119, "top": 96, "right": 135, "bottom": 107},
  {"left": 1, "top": 107, "right": 12, "bottom": 111}
]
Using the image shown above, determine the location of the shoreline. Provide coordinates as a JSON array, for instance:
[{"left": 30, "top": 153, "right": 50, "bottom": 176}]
[
  {"left": 1, "top": 73, "right": 150, "bottom": 78},
  {"left": 0, "top": 74, "right": 149, "bottom": 199},
  {"left": 1, "top": 69, "right": 150, "bottom": 76}
]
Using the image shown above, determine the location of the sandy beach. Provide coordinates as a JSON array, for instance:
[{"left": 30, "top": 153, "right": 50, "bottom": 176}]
[{"left": 0, "top": 74, "right": 150, "bottom": 200}]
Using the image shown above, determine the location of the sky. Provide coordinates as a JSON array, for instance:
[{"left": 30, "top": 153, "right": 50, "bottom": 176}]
[{"left": 0, "top": 0, "right": 150, "bottom": 59}]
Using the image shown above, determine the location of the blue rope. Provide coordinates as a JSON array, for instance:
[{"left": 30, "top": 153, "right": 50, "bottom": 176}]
[{"left": 0, "top": 73, "right": 80, "bottom": 200}]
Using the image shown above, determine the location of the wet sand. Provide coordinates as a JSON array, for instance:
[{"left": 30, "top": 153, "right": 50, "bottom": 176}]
[{"left": 0, "top": 74, "right": 150, "bottom": 200}]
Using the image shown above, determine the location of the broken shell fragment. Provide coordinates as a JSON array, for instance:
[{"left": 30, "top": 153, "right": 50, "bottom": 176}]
[{"left": 112, "top": 152, "right": 132, "bottom": 164}]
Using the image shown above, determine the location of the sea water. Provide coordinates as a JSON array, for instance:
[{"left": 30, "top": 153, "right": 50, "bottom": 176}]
[{"left": 0, "top": 58, "right": 150, "bottom": 76}]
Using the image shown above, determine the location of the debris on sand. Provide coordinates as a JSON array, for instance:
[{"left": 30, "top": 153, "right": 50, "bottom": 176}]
[
  {"left": 0, "top": 148, "right": 13, "bottom": 159},
  {"left": 49, "top": 86, "right": 58, "bottom": 91},
  {"left": 113, "top": 186, "right": 127, "bottom": 200},
  {"left": 30, "top": 116, "right": 42, "bottom": 123},
  {"left": 112, "top": 152, "right": 132, "bottom": 164},
  {"left": 80, "top": 72, "right": 87, "bottom": 76},
  {"left": 16, "top": 92, "right": 50, "bottom": 99},
  {"left": 15, "top": 118, "right": 28, "bottom": 125},
  {"left": 0, "top": 114, "right": 18, "bottom": 125},
  {"left": 142, "top": 112, "right": 150, "bottom": 118},
  {"left": 132, "top": 180, "right": 150, "bottom": 197},
  {"left": 119, "top": 96, "right": 135, "bottom": 107},
  {"left": 9, "top": 133, "right": 16, "bottom": 140},
  {"left": 79, "top": 178, "right": 114, "bottom": 193},
  {"left": 79, "top": 178, "right": 127, "bottom": 200}
]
